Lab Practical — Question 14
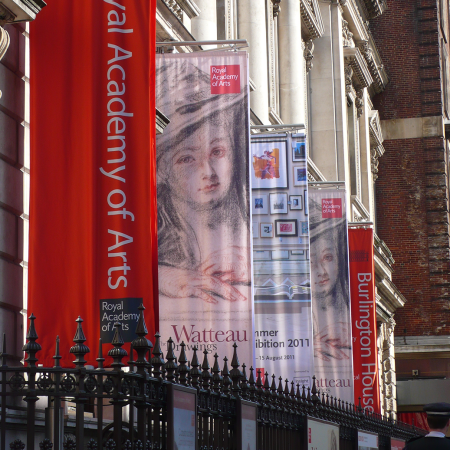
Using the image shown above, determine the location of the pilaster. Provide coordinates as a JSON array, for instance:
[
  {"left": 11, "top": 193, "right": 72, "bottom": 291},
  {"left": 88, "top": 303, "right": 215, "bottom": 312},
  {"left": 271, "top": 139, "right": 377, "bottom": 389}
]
[{"left": 278, "top": 0, "right": 305, "bottom": 124}]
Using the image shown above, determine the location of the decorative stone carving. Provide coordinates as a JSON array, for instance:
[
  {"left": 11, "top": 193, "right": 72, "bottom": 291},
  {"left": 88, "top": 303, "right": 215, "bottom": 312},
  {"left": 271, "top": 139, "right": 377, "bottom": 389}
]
[
  {"left": 356, "top": 89, "right": 364, "bottom": 118},
  {"left": 358, "top": 40, "right": 385, "bottom": 93},
  {"left": 304, "top": 39, "right": 314, "bottom": 73},
  {"left": 342, "top": 19, "right": 355, "bottom": 48},
  {"left": 0, "top": 25, "right": 9, "bottom": 61},
  {"left": 272, "top": 0, "right": 281, "bottom": 18},
  {"left": 300, "top": 0, "right": 324, "bottom": 40},
  {"left": 344, "top": 64, "right": 353, "bottom": 94},
  {"left": 370, "top": 147, "right": 380, "bottom": 180},
  {"left": 344, "top": 47, "right": 373, "bottom": 89},
  {"left": 0, "top": 4, "right": 15, "bottom": 26}
]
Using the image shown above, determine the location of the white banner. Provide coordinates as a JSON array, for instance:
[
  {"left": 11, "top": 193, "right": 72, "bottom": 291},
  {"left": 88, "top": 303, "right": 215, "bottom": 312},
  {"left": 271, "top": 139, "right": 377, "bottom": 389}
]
[
  {"left": 308, "top": 184, "right": 353, "bottom": 403},
  {"left": 252, "top": 133, "right": 313, "bottom": 388},
  {"left": 155, "top": 52, "right": 253, "bottom": 364}
]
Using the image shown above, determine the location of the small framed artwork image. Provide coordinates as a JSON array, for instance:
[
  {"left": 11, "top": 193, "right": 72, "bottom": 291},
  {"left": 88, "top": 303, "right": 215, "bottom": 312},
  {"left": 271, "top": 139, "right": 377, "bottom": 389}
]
[
  {"left": 260, "top": 222, "right": 274, "bottom": 238},
  {"left": 275, "top": 219, "right": 298, "bottom": 237},
  {"left": 304, "top": 189, "right": 308, "bottom": 215},
  {"left": 251, "top": 141, "right": 288, "bottom": 189},
  {"left": 270, "top": 193, "right": 288, "bottom": 214},
  {"left": 293, "top": 166, "right": 307, "bottom": 186},
  {"left": 252, "top": 194, "right": 268, "bottom": 215},
  {"left": 252, "top": 221, "right": 260, "bottom": 238},
  {"left": 292, "top": 141, "right": 306, "bottom": 162},
  {"left": 301, "top": 221, "right": 308, "bottom": 235},
  {"left": 289, "top": 195, "right": 303, "bottom": 210}
]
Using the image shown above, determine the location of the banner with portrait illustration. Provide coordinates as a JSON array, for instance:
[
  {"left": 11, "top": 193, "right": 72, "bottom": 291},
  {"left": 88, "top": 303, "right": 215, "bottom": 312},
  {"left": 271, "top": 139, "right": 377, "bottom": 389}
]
[
  {"left": 308, "top": 184, "right": 353, "bottom": 403},
  {"left": 251, "top": 133, "right": 313, "bottom": 388},
  {"left": 29, "top": 0, "right": 157, "bottom": 367},
  {"left": 349, "top": 228, "right": 380, "bottom": 413},
  {"left": 155, "top": 52, "right": 253, "bottom": 364}
]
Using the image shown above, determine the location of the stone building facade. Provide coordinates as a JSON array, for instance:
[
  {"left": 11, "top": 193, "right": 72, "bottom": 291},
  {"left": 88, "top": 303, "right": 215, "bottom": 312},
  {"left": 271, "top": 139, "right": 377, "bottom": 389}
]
[
  {"left": 0, "top": 0, "right": 419, "bottom": 420},
  {"left": 0, "top": 0, "right": 45, "bottom": 365},
  {"left": 155, "top": 0, "right": 404, "bottom": 417},
  {"left": 371, "top": 0, "right": 450, "bottom": 414}
]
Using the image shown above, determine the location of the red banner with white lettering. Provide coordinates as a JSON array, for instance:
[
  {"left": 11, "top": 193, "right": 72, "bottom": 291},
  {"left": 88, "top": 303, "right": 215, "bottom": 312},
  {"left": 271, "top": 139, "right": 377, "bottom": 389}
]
[
  {"left": 29, "top": 0, "right": 157, "bottom": 367},
  {"left": 349, "top": 228, "right": 380, "bottom": 413}
]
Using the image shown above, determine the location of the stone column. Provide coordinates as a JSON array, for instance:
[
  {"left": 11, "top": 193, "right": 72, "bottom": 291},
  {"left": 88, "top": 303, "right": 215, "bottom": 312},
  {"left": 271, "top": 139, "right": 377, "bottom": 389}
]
[
  {"left": 278, "top": 0, "right": 305, "bottom": 124},
  {"left": 237, "top": 0, "right": 269, "bottom": 123},
  {"left": 191, "top": 0, "right": 218, "bottom": 45},
  {"left": 358, "top": 90, "right": 375, "bottom": 221},
  {"left": 309, "top": 1, "right": 349, "bottom": 197}
]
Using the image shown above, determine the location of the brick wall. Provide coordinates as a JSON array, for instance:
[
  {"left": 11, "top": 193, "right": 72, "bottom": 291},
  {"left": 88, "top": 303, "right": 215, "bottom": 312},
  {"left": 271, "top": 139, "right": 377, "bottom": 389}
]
[{"left": 372, "top": 1, "right": 450, "bottom": 337}]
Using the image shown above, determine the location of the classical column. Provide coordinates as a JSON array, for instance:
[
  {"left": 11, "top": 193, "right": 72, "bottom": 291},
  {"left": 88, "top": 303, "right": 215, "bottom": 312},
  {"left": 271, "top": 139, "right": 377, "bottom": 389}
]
[
  {"left": 237, "top": 0, "right": 269, "bottom": 123},
  {"left": 278, "top": 0, "right": 305, "bottom": 124},
  {"left": 191, "top": 0, "right": 218, "bottom": 45},
  {"left": 309, "top": 1, "right": 350, "bottom": 213}
]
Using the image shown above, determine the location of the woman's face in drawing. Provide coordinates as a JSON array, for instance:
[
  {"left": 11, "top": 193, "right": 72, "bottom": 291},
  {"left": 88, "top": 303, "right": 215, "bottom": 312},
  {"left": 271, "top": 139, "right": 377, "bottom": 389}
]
[
  {"left": 310, "top": 237, "right": 339, "bottom": 300},
  {"left": 169, "top": 123, "right": 233, "bottom": 209}
]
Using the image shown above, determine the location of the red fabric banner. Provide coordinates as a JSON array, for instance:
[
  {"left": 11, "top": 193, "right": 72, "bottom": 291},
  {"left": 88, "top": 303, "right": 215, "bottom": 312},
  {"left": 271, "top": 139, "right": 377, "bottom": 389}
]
[
  {"left": 349, "top": 228, "right": 380, "bottom": 413},
  {"left": 29, "top": 0, "right": 157, "bottom": 367}
]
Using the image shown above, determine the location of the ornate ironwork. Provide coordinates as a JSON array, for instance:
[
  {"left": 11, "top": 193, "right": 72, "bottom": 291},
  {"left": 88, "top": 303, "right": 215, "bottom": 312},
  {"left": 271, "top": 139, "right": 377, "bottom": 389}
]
[{"left": 1, "top": 313, "right": 424, "bottom": 450}]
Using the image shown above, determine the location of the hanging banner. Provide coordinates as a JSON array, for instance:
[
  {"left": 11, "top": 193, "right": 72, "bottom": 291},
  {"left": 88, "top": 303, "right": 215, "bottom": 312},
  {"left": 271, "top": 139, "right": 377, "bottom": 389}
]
[
  {"left": 155, "top": 52, "right": 253, "bottom": 364},
  {"left": 308, "top": 185, "right": 353, "bottom": 402},
  {"left": 349, "top": 228, "right": 380, "bottom": 413},
  {"left": 252, "top": 133, "right": 313, "bottom": 388},
  {"left": 29, "top": 0, "right": 157, "bottom": 366}
]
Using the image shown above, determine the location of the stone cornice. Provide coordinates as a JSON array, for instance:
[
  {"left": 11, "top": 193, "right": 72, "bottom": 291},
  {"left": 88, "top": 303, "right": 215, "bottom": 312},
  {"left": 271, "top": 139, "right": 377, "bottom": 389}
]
[
  {"left": 340, "top": 0, "right": 369, "bottom": 42},
  {"left": 175, "top": 0, "right": 200, "bottom": 19},
  {"left": 0, "top": 0, "right": 45, "bottom": 23},
  {"left": 307, "top": 157, "right": 327, "bottom": 182},
  {"left": 361, "top": 0, "right": 386, "bottom": 19},
  {"left": 156, "top": 0, "right": 201, "bottom": 49},
  {"left": 300, "top": 0, "right": 324, "bottom": 40},
  {"left": 368, "top": 110, "right": 384, "bottom": 149},
  {"left": 358, "top": 38, "right": 388, "bottom": 94},
  {"left": 351, "top": 195, "right": 370, "bottom": 222},
  {"left": 343, "top": 47, "right": 373, "bottom": 89}
]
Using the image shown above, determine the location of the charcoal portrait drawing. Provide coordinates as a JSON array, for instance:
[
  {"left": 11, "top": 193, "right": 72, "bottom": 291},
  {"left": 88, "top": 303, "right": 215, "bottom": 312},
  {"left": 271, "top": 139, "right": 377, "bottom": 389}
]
[{"left": 155, "top": 54, "right": 252, "bottom": 324}]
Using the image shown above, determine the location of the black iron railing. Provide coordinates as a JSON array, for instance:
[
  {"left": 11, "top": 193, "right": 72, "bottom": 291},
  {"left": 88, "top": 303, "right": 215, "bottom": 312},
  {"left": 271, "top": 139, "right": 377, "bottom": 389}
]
[{"left": 0, "top": 306, "right": 424, "bottom": 450}]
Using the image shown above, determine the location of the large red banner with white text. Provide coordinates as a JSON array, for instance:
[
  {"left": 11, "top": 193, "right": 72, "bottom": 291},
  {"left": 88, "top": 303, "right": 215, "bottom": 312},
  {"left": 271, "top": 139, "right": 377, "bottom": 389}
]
[
  {"left": 349, "top": 228, "right": 380, "bottom": 413},
  {"left": 29, "top": 0, "right": 157, "bottom": 366}
]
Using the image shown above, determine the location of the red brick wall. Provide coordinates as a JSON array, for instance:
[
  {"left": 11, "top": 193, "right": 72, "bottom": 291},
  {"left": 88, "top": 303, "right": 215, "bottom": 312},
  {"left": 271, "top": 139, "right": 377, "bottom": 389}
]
[{"left": 371, "top": 1, "right": 450, "bottom": 336}]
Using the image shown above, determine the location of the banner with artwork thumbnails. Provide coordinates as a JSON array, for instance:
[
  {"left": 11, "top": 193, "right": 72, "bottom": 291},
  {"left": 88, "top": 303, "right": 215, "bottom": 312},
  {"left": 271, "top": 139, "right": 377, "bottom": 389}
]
[
  {"left": 155, "top": 52, "right": 253, "bottom": 364},
  {"left": 349, "top": 228, "right": 380, "bottom": 413},
  {"left": 308, "top": 184, "right": 353, "bottom": 403},
  {"left": 251, "top": 133, "right": 313, "bottom": 388}
]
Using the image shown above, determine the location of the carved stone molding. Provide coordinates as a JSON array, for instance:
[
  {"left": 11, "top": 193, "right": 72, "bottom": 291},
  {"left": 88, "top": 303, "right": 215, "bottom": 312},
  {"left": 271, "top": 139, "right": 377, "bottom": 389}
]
[
  {"left": 0, "top": 25, "right": 9, "bottom": 61},
  {"left": 343, "top": 47, "right": 373, "bottom": 89},
  {"left": 163, "top": 0, "right": 200, "bottom": 21},
  {"left": 300, "top": 0, "right": 324, "bottom": 40},
  {"left": 272, "top": 0, "right": 281, "bottom": 18},
  {"left": 370, "top": 147, "right": 380, "bottom": 180},
  {"left": 304, "top": 39, "right": 314, "bottom": 73},
  {"left": 342, "top": 19, "right": 354, "bottom": 48},
  {"left": 362, "top": 0, "right": 386, "bottom": 19},
  {"left": 358, "top": 40, "right": 385, "bottom": 94},
  {"left": 387, "top": 317, "right": 396, "bottom": 335},
  {"left": 344, "top": 64, "right": 353, "bottom": 94},
  {"left": 368, "top": 110, "right": 384, "bottom": 148},
  {"left": 0, "top": 3, "right": 15, "bottom": 26},
  {"left": 369, "top": 110, "right": 385, "bottom": 181},
  {"left": 356, "top": 89, "right": 364, "bottom": 118}
]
